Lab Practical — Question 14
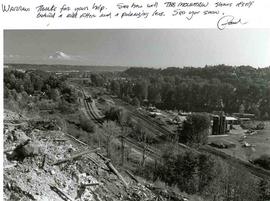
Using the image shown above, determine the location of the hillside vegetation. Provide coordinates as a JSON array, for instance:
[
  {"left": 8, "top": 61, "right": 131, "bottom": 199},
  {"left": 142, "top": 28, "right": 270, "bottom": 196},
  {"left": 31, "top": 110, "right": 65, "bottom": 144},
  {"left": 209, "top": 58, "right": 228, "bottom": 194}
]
[{"left": 108, "top": 65, "right": 270, "bottom": 119}]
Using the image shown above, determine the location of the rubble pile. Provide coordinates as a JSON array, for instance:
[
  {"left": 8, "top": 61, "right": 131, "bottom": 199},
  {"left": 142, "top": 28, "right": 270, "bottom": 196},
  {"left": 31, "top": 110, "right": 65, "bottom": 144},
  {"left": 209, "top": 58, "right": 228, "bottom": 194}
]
[
  {"left": 4, "top": 110, "right": 26, "bottom": 122},
  {"left": 3, "top": 110, "right": 188, "bottom": 201}
]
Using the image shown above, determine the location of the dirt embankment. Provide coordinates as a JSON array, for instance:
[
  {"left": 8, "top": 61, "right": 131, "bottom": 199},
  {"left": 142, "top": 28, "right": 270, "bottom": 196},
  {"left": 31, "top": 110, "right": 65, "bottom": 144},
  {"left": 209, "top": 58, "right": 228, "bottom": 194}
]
[{"left": 3, "top": 110, "right": 188, "bottom": 201}]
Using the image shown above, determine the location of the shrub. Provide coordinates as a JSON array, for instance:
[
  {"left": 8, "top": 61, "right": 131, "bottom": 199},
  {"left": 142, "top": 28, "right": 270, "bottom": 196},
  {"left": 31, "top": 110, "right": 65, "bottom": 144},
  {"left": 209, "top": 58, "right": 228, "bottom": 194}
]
[
  {"left": 79, "top": 113, "right": 95, "bottom": 133},
  {"left": 104, "top": 106, "right": 128, "bottom": 126},
  {"left": 58, "top": 100, "right": 77, "bottom": 114},
  {"left": 154, "top": 149, "right": 215, "bottom": 194},
  {"left": 179, "top": 113, "right": 211, "bottom": 145}
]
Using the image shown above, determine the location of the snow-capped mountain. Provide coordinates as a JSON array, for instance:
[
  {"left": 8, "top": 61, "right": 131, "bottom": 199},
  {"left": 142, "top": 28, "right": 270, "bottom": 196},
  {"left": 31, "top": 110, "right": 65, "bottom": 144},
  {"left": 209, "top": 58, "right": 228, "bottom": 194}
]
[{"left": 48, "top": 51, "right": 71, "bottom": 60}]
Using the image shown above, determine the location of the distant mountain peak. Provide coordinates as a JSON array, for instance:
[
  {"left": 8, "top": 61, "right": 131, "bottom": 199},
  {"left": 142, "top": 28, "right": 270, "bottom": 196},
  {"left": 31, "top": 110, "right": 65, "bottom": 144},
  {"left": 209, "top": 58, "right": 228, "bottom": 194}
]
[{"left": 48, "top": 51, "right": 71, "bottom": 60}]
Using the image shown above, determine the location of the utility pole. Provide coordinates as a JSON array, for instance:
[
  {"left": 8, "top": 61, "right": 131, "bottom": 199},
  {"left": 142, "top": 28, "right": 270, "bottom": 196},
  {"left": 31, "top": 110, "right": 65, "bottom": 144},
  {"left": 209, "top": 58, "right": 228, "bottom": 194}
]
[
  {"left": 141, "top": 132, "right": 147, "bottom": 167},
  {"left": 121, "top": 135, "right": 125, "bottom": 166}
]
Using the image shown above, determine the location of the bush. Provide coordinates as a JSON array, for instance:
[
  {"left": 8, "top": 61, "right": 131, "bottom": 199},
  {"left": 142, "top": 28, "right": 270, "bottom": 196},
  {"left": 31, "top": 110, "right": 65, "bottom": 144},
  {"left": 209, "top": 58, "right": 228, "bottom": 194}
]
[
  {"left": 104, "top": 106, "right": 128, "bottom": 126},
  {"left": 79, "top": 113, "right": 95, "bottom": 133},
  {"left": 58, "top": 100, "right": 77, "bottom": 114},
  {"left": 154, "top": 149, "right": 215, "bottom": 194},
  {"left": 179, "top": 113, "right": 211, "bottom": 145}
]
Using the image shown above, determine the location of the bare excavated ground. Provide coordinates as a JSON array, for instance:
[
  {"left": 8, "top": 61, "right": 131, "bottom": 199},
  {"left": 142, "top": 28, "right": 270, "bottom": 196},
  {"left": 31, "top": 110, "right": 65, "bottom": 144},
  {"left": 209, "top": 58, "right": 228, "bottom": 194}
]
[
  {"left": 208, "top": 126, "right": 249, "bottom": 161},
  {"left": 245, "top": 122, "right": 270, "bottom": 160},
  {"left": 3, "top": 110, "right": 189, "bottom": 201},
  {"left": 208, "top": 123, "right": 270, "bottom": 162}
]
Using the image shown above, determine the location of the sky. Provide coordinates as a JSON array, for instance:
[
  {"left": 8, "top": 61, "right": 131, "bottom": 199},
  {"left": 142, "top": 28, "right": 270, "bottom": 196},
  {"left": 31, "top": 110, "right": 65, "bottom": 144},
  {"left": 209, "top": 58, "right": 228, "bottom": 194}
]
[{"left": 4, "top": 29, "right": 270, "bottom": 68}]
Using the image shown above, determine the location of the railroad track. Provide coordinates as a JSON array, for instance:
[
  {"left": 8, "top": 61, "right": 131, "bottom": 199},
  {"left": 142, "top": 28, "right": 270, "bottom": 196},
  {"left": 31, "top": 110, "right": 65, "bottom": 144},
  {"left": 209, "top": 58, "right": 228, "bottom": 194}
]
[
  {"left": 122, "top": 137, "right": 161, "bottom": 159},
  {"left": 81, "top": 89, "right": 160, "bottom": 159},
  {"left": 111, "top": 97, "right": 173, "bottom": 138},
  {"left": 110, "top": 95, "right": 270, "bottom": 180},
  {"left": 132, "top": 112, "right": 172, "bottom": 136},
  {"left": 82, "top": 90, "right": 103, "bottom": 125},
  {"left": 80, "top": 88, "right": 270, "bottom": 180}
]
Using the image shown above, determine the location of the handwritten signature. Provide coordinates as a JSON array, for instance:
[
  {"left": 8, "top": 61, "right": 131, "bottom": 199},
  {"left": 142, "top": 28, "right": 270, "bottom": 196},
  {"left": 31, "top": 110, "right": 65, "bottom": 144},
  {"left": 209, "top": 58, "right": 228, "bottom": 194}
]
[{"left": 217, "top": 15, "right": 247, "bottom": 30}]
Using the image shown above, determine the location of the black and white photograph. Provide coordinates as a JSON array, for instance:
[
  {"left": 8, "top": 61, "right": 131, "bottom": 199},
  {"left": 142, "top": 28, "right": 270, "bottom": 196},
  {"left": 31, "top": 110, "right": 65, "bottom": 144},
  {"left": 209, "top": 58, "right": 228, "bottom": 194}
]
[{"left": 3, "top": 29, "right": 270, "bottom": 200}]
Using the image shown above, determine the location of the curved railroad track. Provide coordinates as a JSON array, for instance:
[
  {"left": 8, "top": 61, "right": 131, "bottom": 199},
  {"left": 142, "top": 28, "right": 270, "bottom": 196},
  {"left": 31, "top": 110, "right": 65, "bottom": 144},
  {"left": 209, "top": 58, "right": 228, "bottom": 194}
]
[
  {"left": 77, "top": 87, "right": 270, "bottom": 180},
  {"left": 81, "top": 89, "right": 161, "bottom": 159}
]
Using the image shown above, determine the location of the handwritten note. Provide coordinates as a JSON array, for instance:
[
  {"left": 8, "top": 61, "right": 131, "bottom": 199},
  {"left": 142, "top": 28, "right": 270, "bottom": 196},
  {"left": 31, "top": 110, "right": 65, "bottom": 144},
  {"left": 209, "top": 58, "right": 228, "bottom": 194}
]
[{"left": 1, "top": 0, "right": 269, "bottom": 29}]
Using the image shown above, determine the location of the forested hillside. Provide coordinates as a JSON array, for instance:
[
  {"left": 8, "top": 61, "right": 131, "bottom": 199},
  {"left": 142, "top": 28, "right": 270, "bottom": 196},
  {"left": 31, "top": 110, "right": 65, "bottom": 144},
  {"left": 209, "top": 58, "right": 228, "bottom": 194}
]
[{"left": 109, "top": 65, "right": 270, "bottom": 119}]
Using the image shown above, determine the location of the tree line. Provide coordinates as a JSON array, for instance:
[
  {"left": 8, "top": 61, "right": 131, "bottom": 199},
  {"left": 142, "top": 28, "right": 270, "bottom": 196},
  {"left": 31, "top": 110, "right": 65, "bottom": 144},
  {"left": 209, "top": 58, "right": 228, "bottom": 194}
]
[{"left": 109, "top": 65, "right": 270, "bottom": 119}]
